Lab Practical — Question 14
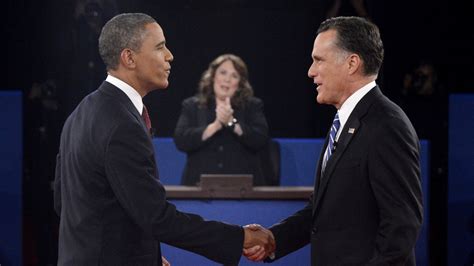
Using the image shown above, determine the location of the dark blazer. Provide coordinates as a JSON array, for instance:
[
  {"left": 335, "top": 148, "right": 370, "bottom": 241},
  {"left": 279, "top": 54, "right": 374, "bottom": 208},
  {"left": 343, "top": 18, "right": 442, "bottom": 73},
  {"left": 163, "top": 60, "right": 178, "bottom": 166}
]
[
  {"left": 174, "top": 96, "right": 269, "bottom": 186},
  {"left": 54, "top": 82, "right": 243, "bottom": 266},
  {"left": 268, "top": 87, "right": 423, "bottom": 265}
]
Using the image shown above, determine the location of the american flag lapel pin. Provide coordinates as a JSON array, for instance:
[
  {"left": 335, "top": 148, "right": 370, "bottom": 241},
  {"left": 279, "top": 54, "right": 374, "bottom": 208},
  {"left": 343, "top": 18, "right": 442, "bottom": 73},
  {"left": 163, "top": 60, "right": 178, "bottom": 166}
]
[{"left": 348, "top": 128, "right": 355, "bottom": 134}]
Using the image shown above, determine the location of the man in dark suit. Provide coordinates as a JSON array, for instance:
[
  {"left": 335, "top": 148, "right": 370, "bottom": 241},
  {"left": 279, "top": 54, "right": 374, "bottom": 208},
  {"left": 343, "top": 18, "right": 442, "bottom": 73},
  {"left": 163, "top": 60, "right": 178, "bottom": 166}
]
[
  {"left": 244, "top": 16, "right": 423, "bottom": 265},
  {"left": 54, "top": 13, "right": 274, "bottom": 266}
]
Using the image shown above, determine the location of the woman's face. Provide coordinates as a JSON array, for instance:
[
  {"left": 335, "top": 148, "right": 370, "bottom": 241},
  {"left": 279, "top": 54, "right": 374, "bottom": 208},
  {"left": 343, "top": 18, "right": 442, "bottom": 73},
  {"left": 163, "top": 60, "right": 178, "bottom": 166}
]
[{"left": 213, "top": 60, "right": 240, "bottom": 101}]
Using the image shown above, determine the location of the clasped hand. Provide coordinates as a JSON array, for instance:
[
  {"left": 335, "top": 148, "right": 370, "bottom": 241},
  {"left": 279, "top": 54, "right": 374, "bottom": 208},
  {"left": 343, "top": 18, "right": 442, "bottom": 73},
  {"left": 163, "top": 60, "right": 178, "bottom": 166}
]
[
  {"left": 215, "top": 97, "right": 234, "bottom": 125},
  {"left": 243, "top": 224, "right": 275, "bottom": 262}
]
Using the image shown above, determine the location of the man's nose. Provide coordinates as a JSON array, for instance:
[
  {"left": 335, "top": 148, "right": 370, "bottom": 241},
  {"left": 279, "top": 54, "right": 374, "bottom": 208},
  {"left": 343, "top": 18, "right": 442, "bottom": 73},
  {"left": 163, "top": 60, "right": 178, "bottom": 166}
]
[
  {"left": 166, "top": 47, "right": 174, "bottom": 62},
  {"left": 308, "top": 63, "right": 317, "bottom": 78}
]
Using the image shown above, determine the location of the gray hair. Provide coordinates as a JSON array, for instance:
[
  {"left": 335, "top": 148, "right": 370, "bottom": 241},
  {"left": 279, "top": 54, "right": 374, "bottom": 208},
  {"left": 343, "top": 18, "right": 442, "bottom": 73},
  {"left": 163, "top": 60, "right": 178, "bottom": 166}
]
[{"left": 98, "top": 13, "right": 156, "bottom": 70}]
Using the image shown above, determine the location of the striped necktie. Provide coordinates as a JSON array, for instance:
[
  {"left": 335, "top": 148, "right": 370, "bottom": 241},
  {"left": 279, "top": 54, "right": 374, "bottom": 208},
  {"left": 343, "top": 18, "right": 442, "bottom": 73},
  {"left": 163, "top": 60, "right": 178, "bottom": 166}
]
[
  {"left": 142, "top": 105, "right": 152, "bottom": 135},
  {"left": 322, "top": 112, "right": 340, "bottom": 173}
]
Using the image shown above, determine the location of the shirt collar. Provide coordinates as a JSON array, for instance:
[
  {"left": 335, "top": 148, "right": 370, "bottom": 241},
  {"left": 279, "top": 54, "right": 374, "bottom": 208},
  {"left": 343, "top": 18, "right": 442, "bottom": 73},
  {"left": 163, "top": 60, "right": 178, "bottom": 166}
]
[
  {"left": 337, "top": 81, "right": 376, "bottom": 137},
  {"left": 105, "top": 74, "right": 143, "bottom": 115}
]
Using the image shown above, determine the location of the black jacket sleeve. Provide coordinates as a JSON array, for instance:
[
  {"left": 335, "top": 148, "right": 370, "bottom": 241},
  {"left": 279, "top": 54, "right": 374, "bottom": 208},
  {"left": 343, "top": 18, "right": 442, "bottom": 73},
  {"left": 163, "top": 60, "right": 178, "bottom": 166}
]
[
  {"left": 267, "top": 194, "right": 314, "bottom": 261},
  {"left": 237, "top": 97, "right": 269, "bottom": 151},
  {"left": 174, "top": 97, "right": 269, "bottom": 153},
  {"left": 173, "top": 97, "right": 208, "bottom": 153},
  {"left": 366, "top": 115, "right": 423, "bottom": 265},
  {"left": 105, "top": 121, "right": 244, "bottom": 265}
]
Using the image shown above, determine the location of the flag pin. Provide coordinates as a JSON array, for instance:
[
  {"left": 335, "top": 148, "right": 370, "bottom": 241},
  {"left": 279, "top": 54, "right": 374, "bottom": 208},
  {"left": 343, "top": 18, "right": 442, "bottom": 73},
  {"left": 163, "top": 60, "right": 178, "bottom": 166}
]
[{"left": 348, "top": 128, "right": 355, "bottom": 134}]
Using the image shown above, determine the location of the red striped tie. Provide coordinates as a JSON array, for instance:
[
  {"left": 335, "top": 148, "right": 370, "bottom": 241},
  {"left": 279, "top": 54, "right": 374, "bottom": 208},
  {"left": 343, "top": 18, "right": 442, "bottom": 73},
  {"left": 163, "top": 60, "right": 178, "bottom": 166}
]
[
  {"left": 142, "top": 105, "right": 158, "bottom": 179},
  {"left": 142, "top": 105, "right": 152, "bottom": 135}
]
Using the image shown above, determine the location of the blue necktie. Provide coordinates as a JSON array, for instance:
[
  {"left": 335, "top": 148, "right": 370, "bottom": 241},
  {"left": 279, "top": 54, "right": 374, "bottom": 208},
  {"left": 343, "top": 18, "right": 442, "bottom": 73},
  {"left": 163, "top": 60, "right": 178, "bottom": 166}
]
[{"left": 322, "top": 112, "right": 340, "bottom": 173}]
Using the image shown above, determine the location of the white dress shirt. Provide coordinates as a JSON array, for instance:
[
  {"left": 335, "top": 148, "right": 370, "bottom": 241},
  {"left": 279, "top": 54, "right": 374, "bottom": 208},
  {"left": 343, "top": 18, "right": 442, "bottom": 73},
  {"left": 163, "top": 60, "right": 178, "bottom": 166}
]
[
  {"left": 105, "top": 75, "right": 143, "bottom": 115},
  {"left": 321, "top": 81, "right": 376, "bottom": 168},
  {"left": 335, "top": 81, "right": 376, "bottom": 140}
]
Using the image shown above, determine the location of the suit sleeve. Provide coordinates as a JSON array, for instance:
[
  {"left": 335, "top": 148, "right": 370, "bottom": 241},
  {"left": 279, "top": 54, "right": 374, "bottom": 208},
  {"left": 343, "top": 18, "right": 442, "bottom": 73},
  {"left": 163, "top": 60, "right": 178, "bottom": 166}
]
[
  {"left": 173, "top": 98, "right": 208, "bottom": 152},
  {"left": 53, "top": 153, "right": 61, "bottom": 216},
  {"left": 237, "top": 98, "right": 269, "bottom": 151},
  {"left": 105, "top": 121, "right": 244, "bottom": 265},
  {"left": 367, "top": 116, "right": 423, "bottom": 265},
  {"left": 267, "top": 194, "right": 313, "bottom": 261}
]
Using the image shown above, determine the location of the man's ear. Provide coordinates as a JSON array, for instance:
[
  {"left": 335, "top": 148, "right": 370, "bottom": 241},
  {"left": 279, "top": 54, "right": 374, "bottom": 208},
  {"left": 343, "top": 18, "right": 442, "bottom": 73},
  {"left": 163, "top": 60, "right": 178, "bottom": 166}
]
[
  {"left": 347, "top": 54, "right": 362, "bottom": 75},
  {"left": 120, "top": 48, "right": 136, "bottom": 69}
]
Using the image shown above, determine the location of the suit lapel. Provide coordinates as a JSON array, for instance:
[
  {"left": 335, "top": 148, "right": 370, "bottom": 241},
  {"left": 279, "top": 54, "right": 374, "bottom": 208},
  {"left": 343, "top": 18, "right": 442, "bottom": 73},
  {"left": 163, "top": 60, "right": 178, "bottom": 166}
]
[
  {"left": 312, "top": 131, "right": 329, "bottom": 206},
  {"left": 98, "top": 81, "right": 148, "bottom": 134},
  {"left": 311, "top": 117, "right": 359, "bottom": 217},
  {"left": 311, "top": 86, "right": 382, "bottom": 219},
  {"left": 98, "top": 81, "right": 160, "bottom": 179}
]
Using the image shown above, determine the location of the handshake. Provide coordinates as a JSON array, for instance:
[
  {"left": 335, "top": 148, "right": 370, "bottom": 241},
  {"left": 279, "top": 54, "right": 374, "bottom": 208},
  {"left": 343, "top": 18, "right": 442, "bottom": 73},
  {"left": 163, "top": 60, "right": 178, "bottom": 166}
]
[{"left": 242, "top": 224, "right": 276, "bottom": 262}]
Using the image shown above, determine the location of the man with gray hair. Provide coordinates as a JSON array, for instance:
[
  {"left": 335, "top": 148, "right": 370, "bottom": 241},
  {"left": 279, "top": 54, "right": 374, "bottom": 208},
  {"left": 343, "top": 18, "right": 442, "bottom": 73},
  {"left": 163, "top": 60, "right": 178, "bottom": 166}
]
[
  {"left": 54, "top": 13, "right": 274, "bottom": 265},
  {"left": 244, "top": 16, "right": 423, "bottom": 265}
]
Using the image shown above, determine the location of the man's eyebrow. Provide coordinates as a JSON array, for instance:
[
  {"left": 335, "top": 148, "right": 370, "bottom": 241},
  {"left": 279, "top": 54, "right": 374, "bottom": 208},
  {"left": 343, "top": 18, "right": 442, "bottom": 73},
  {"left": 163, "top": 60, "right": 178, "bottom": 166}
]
[{"left": 155, "top": 41, "right": 166, "bottom": 48}]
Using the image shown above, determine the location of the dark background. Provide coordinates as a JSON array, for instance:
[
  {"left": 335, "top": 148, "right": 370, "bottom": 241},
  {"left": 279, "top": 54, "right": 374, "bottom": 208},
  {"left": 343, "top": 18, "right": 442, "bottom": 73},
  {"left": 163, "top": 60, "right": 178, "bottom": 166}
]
[{"left": 2, "top": 0, "right": 473, "bottom": 265}]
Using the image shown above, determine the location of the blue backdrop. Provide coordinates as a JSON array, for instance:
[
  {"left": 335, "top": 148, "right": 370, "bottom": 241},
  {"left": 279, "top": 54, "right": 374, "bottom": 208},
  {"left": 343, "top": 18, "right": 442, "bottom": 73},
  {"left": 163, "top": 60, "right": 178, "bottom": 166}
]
[
  {"left": 0, "top": 93, "right": 441, "bottom": 266},
  {"left": 154, "top": 138, "right": 430, "bottom": 266},
  {"left": 0, "top": 91, "right": 22, "bottom": 266},
  {"left": 447, "top": 94, "right": 474, "bottom": 266}
]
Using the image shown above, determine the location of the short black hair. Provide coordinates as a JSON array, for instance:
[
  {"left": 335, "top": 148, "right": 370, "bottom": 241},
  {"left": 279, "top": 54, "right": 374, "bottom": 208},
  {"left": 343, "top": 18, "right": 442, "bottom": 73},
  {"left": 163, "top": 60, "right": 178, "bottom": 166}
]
[
  {"left": 318, "top": 16, "right": 384, "bottom": 76},
  {"left": 99, "top": 13, "right": 156, "bottom": 70}
]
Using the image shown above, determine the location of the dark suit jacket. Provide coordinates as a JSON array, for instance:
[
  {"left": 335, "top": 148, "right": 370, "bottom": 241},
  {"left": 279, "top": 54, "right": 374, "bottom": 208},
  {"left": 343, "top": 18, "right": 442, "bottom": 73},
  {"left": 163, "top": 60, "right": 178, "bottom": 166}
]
[
  {"left": 268, "top": 87, "right": 423, "bottom": 265},
  {"left": 174, "top": 96, "right": 269, "bottom": 186},
  {"left": 54, "top": 82, "right": 243, "bottom": 266}
]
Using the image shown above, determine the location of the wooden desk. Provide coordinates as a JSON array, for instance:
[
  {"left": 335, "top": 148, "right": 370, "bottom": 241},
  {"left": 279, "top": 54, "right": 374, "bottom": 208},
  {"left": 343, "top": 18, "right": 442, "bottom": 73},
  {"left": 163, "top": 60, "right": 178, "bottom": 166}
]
[{"left": 164, "top": 185, "right": 313, "bottom": 200}]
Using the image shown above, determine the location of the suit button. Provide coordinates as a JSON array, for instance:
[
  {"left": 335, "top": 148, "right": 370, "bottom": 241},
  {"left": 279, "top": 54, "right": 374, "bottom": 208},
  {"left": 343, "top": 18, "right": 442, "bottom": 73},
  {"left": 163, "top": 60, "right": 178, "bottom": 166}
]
[
  {"left": 218, "top": 163, "right": 223, "bottom": 168},
  {"left": 311, "top": 227, "right": 317, "bottom": 234},
  {"left": 218, "top": 145, "right": 224, "bottom": 152}
]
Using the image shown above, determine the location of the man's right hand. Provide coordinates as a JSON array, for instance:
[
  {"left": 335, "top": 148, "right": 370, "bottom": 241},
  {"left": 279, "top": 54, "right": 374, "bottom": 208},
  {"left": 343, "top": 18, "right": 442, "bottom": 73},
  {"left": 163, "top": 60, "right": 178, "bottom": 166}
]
[{"left": 242, "top": 224, "right": 275, "bottom": 261}]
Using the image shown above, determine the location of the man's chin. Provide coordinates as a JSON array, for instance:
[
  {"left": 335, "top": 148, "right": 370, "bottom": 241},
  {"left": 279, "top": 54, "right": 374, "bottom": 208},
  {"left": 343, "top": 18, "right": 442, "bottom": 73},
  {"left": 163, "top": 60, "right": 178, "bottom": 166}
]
[
  {"left": 316, "top": 95, "right": 323, "bottom": 104},
  {"left": 156, "top": 81, "right": 169, "bottom": 90}
]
